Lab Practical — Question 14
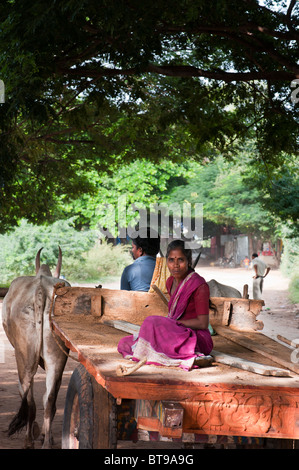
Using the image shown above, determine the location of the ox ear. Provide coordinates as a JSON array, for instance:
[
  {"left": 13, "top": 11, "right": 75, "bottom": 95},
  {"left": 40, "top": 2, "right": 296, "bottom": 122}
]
[
  {"left": 35, "top": 247, "right": 43, "bottom": 274},
  {"left": 39, "top": 277, "right": 57, "bottom": 300},
  {"left": 53, "top": 246, "right": 62, "bottom": 278}
]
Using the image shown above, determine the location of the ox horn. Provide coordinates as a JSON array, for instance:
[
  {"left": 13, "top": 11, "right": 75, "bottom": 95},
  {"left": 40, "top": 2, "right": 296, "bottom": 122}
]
[
  {"left": 35, "top": 247, "right": 43, "bottom": 274},
  {"left": 54, "top": 246, "right": 62, "bottom": 278}
]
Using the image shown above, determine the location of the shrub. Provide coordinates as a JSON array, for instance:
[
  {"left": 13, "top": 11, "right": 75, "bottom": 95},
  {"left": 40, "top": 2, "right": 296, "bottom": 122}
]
[
  {"left": 280, "top": 230, "right": 299, "bottom": 304},
  {"left": 280, "top": 240, "right": 299, "bottom": 278},
  {"left": 289, "top": 273, "right": 299, "bottom": 304},
  {"left": 0, "top": 219, "right": 132, "bottom": 285},
  {"left": 63, "top": 241, "right": 131, "bottom": 283},
  {"left": 0, "top": 219, "right": 97, "bottom": 284}
]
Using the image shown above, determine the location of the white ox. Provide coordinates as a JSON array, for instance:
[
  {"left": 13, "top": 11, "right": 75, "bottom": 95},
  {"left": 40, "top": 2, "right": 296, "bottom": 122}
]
[
  {"left": 207, "top": 279, "right": 242, "bottom": 298},
  {"left": 2, "top": 247, "right": 70, "bottom": 449}
]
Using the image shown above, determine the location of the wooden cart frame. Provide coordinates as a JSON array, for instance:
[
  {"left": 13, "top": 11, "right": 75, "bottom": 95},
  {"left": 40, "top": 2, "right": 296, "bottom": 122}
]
[{"left": 51, "top": 285, "right": 299, "bottom": 449}]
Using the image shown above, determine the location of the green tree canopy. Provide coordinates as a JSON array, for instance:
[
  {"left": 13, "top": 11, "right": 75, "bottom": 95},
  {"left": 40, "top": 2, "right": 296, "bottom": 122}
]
[
  {"left": 61, "top": 158, "right": 191, "bottom": 234},
  {"left": 0, "top": 0, "right": 298, "bottom": 230},
  {"left": 61, "top": 152, "right": 298, "bottom": 240},
  {"left": 166, "top": 155, "right": 281, "bottom": 239},
  {"left": 243, "top": 153, "right": 299, "bottom": 236}
]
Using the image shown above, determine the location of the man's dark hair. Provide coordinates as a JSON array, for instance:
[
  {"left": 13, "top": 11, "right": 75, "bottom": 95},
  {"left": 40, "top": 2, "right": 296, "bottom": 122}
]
[
  {"left": 131, "top": 228, "right": 160, "bottom": 257},
  {"left": 252, "top": 253, "right": 258, "bottom": 258}
]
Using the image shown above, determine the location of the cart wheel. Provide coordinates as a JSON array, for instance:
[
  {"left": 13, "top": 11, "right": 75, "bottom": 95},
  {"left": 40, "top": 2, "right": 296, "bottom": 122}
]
[
  {"left": 62, "top": 364, "right": 94, "bottom": 449},
  {"left": 62, "top": 364, "right": 117, "bottom": 449}
]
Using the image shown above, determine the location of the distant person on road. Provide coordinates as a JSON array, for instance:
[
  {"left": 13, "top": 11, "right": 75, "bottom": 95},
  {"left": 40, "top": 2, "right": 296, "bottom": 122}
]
[
  {"left": 120, "top": 228, "right": 160, "bottom": 292},
  {"left": 251, "top": 253, "right": 271, "bottom": 300}
]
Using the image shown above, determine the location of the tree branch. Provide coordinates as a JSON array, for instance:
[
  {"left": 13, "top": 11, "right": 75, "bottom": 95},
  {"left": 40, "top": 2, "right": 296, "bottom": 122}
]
[
  {"left": 286, "top": 0, "right": 299, "bottom": 39},
  {"left": 210, "top": 29, "right": 299, "bottom": 75},
  {"left": 38, "top": 138, "right": 95, "bottom": 144},
  {"left": 59, "top": 63, "right": 298, "bottom": 82},
  {"left": 158, "top": 23, "right": 296, "bottom": 41}
]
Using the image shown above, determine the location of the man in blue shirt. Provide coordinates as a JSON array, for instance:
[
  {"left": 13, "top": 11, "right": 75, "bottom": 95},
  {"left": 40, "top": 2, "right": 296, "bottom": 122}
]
[{"left": 121, "top": 229, "right": 160, "bottom": 291}]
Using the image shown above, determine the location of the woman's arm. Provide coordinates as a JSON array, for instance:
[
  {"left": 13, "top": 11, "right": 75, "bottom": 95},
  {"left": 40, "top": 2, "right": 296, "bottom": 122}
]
[
  {"left": 177, "top": 314, "right": 209, "bottom": 330},
  {"left": 177, "top": 283, "right": 210, "bottom": 330}
]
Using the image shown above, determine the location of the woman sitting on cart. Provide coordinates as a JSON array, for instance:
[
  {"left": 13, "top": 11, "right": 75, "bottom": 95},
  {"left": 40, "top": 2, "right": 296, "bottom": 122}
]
[{"left": 117, "top": 240, "right": 213, "bottom": 371}]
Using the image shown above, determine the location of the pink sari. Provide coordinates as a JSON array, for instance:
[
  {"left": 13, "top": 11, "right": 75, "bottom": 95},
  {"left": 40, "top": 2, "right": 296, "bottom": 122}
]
[{"left": 117, "top": 271, "right": 213, "bottom": 371}]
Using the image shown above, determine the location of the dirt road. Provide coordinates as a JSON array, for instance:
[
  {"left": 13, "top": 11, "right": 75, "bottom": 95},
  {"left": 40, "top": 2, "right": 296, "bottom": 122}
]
[{"left": 0, "top": 266, "right": 298, "bottom": 449}]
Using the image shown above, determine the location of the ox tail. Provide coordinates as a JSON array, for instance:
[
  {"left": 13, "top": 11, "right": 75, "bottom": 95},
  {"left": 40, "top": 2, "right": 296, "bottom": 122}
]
[{"left": 7, "top": 395, "right": 29, "bottom": 436}]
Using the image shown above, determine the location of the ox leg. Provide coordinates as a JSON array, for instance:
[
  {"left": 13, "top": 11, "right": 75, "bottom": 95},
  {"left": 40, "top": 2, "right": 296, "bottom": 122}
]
[
  {"left": 42, "top": 354, "right": 68, "bottom": 449},
  {"left": 24, "top": 382, "right": 40, "bottom": 449},
  {"left": 11, "top": 368, "right": 38, "bottom": 449}
]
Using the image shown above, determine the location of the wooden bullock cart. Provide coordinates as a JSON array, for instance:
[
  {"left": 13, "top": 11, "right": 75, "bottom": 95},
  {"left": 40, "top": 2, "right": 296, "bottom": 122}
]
[{"left": 51, "top": 285, "right": 299, "bottom": 449}]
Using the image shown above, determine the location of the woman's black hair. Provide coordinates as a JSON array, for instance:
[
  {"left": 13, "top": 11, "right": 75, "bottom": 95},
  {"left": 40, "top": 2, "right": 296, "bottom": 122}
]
[{"left": 166, "top": 240, "right": 193, "bottom": 269}]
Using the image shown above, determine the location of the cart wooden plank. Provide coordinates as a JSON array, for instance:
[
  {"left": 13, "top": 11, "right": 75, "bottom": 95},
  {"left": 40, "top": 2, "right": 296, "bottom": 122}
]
[
  {"left": 51, "top": 286, "right": 298, "bottom": 389},
  {"left": 52, "top": 315, "right": 299, "bottom": 440},
  {"left": 101, "top": 319, "right": 292, "bottom": 377},
  {"left": 51, "top": 286, "right": 299, "bottom": 440},
  {"left": 215, "top": 325, "right": 299, "bottom": 375}
]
